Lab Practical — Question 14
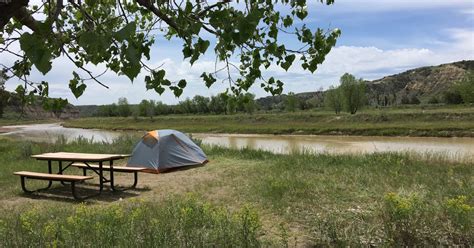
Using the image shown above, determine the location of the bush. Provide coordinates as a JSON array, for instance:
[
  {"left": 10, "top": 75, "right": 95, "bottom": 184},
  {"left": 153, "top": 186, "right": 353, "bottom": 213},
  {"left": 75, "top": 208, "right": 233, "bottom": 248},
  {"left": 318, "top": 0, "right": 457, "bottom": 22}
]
[
  {"left": 443, "top": 89, "right": 463, "bottom": 104},
  {"left": 383, "top": 192, "right": 424, "bottom": 246},
  {"left": 444, "top": 195, "right": 473, "bottom": 232},
  {"left": 427, "top": 96, "right": 439, "bottom": 104}
]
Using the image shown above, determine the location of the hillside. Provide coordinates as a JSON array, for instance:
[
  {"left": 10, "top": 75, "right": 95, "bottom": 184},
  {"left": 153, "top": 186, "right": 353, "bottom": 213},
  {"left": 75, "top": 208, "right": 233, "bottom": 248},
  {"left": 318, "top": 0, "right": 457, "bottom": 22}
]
[
  {"left": 257, "top": 60, "right": 474, "bottom": 109},
  {"left": 0, "top": 90, "right": 79, "bottom": 119},
  {"left": 366, "top": 60, "right": 474, "bottom": 105}
]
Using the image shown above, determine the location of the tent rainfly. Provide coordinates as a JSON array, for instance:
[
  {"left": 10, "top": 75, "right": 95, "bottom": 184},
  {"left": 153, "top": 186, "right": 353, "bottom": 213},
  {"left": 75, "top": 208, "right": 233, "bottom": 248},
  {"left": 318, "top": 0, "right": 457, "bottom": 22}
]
[{"left": 127, "top": 129, "right": 208, "bottom": 173}]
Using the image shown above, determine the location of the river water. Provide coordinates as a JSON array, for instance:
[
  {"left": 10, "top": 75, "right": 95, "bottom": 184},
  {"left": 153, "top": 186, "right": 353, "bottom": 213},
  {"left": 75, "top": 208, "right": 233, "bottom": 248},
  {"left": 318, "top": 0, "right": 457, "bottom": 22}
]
[{"left": 1, "top": 123, "right": 473, "bottom": 162}]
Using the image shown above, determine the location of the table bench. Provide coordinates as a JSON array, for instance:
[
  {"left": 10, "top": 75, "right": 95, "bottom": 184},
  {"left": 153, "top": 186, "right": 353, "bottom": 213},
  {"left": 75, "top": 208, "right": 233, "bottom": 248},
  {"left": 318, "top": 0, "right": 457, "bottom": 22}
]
[
  {"left": 71, "top": 163, "right": 145, "bottom": 189},
  {"left": 14, "top": 171, "right": 94, "bottom": 200}
]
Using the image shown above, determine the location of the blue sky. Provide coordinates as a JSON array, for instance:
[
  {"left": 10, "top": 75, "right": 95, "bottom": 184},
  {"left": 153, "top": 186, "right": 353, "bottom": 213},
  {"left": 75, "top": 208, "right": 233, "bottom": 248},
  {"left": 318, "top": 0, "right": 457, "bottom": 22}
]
[{"left": 3, "top": 0, "right": 474, "bottom": 105}]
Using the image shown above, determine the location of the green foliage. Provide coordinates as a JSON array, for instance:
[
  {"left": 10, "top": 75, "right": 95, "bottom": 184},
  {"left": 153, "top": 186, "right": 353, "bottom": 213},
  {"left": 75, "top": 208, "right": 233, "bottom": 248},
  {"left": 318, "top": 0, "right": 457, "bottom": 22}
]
[
  {"left": 443, "top": 89, "right": 463, "bottom": 104},
  {"left": 138, "top": 99, "right": 155, "bottom": 118},
  {"left": 0, "top": 197, "right": 263, "bottom": 247},
  {"left": 284, "top": 92, "right": 299, "bottom": 112},
  {"left": 455, "top": 71, "right": 474, "bottom": 103},
  {"left": 428, "top": 96, "right": 440, "bottom": 104},
  {"left": 339, "top": 73, "right": 366, "bottom": 114},
  {"left": 324, "top": 86, "right": 343, "bottom": 114},
  {"left": 444, "top": 195, "right": 473, "bottom": 232},
  {"left": 117, "top": 97, "right": 132, "bottom": 117},
  {"left": 2, "top": 0, "right": 340, "bottom": 102},
  {"left": 0, "top": 74, "right": 8, "bottom": 118}
]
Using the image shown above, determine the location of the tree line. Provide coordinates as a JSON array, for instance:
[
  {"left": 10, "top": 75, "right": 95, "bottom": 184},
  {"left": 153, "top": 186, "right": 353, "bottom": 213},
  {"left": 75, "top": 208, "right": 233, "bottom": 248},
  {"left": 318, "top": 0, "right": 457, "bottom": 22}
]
[
  {"left": 91, "top": 71, "right": 474, "bottom": 118},
  {"left": 97, "top": 93, "right": 257, "bottom": 117}
]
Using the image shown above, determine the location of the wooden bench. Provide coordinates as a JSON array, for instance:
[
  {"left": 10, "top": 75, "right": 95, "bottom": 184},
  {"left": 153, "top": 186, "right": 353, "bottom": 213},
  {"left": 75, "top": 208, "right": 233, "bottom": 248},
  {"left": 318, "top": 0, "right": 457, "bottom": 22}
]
[
  {"left": 14, "top": 171, "right": 93, "bottom": 200},
  {"left": 71, "top": 163, "right": 145, "bottom": 189}
]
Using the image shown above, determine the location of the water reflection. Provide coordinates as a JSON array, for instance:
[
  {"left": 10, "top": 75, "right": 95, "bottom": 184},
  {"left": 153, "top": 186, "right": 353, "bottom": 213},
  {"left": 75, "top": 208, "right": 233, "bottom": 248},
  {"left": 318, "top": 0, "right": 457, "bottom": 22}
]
[{"left": 193, "top": 133, "right": 474, "bottom": 161}]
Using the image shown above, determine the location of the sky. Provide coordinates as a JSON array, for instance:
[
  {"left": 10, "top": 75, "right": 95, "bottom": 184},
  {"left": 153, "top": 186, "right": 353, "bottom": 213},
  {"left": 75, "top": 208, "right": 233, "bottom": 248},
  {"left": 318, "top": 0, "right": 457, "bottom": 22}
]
[{"left": 2, "top": 0, "right": 474, "bottom": 105}]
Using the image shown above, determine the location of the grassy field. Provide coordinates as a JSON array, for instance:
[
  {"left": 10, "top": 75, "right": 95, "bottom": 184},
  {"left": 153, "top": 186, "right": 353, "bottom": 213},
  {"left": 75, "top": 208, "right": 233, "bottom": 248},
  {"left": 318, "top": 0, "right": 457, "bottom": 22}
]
[
  {"left": 63, "top": 105, "right": 474, "bottom": 137},
  {"left": 0, "top": 136, "right": 472, "bottom": 246}
]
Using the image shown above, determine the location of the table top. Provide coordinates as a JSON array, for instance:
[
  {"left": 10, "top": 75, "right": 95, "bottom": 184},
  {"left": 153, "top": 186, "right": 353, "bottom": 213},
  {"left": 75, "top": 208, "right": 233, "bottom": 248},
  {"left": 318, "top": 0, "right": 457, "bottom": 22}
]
[{"left": 31, "top": 152, "right": 131, "bottom": 162}]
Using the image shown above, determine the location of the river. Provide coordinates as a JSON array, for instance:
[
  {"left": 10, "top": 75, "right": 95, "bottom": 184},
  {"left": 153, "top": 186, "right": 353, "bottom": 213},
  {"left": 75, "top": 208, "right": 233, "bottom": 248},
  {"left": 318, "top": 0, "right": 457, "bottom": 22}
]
[{"left": 1, "top": 123, "right": 473, "bottom": 162}]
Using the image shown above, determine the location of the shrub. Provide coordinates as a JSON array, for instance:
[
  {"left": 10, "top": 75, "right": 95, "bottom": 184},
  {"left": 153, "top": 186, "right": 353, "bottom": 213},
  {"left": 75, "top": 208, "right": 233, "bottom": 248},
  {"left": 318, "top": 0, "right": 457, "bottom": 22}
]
[
  {"left": 444, "top": 195, "right": 473, "bottom": 232},
  {"left": 383, "top": 192, "right": 424, "bottom": 246},
  {"left": 427, "top": 96, "right": 439, "bottom": 104},
  {"left": 443, "top": 89, "right": 463, "bottom": 104}
]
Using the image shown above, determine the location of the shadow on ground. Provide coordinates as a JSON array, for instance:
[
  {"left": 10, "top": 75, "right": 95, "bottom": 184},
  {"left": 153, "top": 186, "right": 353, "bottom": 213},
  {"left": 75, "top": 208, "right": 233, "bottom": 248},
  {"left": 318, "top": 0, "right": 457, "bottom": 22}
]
[{"left": 18, "top": 183, "right": 151, "bottom": 203}]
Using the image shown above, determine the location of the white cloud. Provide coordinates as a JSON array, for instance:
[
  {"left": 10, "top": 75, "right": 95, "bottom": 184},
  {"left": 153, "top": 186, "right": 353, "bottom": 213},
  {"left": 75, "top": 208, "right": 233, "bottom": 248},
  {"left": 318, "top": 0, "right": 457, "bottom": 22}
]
[{"left": 309, "top": 0, "right": 474, "bottom": 12}]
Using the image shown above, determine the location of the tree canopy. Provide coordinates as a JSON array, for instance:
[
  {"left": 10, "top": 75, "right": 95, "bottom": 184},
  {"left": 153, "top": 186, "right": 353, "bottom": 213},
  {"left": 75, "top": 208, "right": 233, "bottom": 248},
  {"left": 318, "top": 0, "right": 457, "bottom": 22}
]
[{"left": 0, "top": 0, "right": 340, "bottom": 108}]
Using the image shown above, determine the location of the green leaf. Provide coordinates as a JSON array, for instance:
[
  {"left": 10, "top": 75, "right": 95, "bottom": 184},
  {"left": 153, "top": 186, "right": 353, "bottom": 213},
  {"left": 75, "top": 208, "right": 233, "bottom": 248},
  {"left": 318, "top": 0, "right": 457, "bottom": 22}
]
[
  {"left": 182, "top": 46, "right": 193, "bottom": 58},
  {"left": 114, "top": 22, "right": 137, "bottom": 42},
  {"left": 19, "top": 33, "right": 52, "bottom": 74},
  {"left": 178, "top": 79, "right": 187, "bottom": 88},
  {"left": 283, "top": 15, "right": 293, "bottom": 27},
  {"left": 155, "top": 86, "right": 165, "bottom": 95},
  {"left": 69, "top": 72, "right": 87, "bottom": 98},
  {"left": 171, "top": 86, "right": 183, "bottom": 97},
  {"left": 122, "top": 61, "right": 141, "bottom": 81},
  {"left": 201, "top": 73, "right": 216, "bottom": 88},
  {"left": 197, "top": 38, "right": 210, "bottom": 54}
]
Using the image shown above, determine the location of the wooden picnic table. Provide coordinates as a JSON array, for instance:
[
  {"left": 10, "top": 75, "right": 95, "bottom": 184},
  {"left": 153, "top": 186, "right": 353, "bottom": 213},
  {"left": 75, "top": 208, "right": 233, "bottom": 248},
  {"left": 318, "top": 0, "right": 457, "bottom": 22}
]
[
  {"left": 31, "top": 152, "right": 131, "bottom": 190},
  {"left": 29, "top": 152, "right": 131, "bottom": 198}
]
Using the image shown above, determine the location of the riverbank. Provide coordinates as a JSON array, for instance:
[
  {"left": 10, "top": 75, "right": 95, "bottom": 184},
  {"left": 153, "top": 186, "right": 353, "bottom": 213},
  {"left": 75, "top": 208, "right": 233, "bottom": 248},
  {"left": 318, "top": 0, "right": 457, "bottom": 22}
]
[
  {"left": 0, "top": 136, "right": 472, "bottom": 246},
  {"left": 63, "top": 105, "right": 474, "bottom": 137}
]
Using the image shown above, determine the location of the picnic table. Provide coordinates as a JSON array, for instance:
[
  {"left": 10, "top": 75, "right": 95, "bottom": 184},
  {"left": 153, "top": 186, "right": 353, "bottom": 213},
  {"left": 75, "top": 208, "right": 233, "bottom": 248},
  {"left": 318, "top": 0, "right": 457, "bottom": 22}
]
[{"left": 14, "top": 152, "right": 137, "bottom": 200}]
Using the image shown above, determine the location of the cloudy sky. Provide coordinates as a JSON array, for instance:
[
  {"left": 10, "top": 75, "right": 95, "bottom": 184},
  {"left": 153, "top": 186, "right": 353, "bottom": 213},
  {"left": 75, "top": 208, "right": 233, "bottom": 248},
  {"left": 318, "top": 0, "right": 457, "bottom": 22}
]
[{"left": 3, "top": 0, "right": 474, "bottom": 105}]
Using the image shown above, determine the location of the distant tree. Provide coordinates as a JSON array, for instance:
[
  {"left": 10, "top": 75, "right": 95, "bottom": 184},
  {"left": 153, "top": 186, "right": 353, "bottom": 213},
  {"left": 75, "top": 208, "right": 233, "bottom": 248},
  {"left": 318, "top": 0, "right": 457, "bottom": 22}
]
[
  {"left": 400, "top": 94, "right": 410, "bottom": 105},
  {"left": 428, "top": 96, "right": 439, "bottom": 104},
  {"left": 284, "top": 92, "right": 298, "bottom": 112},
  {"left": 177, "top": 98, "right": 196, "bottom": 114},
  {"left": 117, "top": 97, "right": 132, "bottom": 117},
  {"left": 226, "top": 95, "right": 238, "bottom": 114},
  {"left": 324, "top": 86, "right": 343, "bottom": 114},
  {"left": 409, "top": 95, "right": 421, "bottom": 105},
  {"left": 138, "top": 100, "right": 155, "bottom": 118},
  {"left": 98, "top": 104, "right": 119, "bottom": 117},
  {"left": 339, "top": 73, "right": 366, "bottom": 114},
  {"left": 193, "top": 95, "right": 210, "bottom": 114},
  {"left": 239, "top": 93, "right": 256, "bottom": 114},
  {"left": 443, "top": 89, "right": 463, "bottom": 104},
  {"left": 455, "top": 71, "right": 474, "bottom": 104},
  {"left": 0, "top": 74, "right": 8, "bottom": 118},
  {"left": 154, "top": 101, "right": 170, "bottom": 115},
  {"left": 209, "top": 94, "right": 227, "bottom": 114}
]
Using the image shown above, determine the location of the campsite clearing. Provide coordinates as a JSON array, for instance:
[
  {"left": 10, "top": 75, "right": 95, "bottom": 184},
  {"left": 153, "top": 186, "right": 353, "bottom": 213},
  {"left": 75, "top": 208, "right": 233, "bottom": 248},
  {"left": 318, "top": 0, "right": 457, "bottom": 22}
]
[{"left": 0, "top": 136, "right": 472, "bottom": 246}]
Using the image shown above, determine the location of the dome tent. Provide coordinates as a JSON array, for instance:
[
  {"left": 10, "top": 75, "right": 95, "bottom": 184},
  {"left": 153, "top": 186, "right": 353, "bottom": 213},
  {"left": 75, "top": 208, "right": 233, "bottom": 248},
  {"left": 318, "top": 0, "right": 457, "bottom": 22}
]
[{"left": 127, "top": 130, "right": 208, "bottom": 173}]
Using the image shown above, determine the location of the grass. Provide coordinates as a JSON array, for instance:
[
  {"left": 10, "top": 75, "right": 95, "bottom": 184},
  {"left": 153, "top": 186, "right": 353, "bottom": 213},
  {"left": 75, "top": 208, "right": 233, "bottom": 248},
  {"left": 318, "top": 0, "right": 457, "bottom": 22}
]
[
  {"left": 0, "top": 136, "right": 472, "bottom": 246},
  {"left": 63, "top": 105, "right": 474, "bottom": 137}
]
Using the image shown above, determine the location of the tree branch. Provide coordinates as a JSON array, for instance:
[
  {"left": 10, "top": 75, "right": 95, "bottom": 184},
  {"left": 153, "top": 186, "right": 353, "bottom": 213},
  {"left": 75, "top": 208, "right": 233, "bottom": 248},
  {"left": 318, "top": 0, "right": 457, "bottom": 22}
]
[
  {"left": 0, "top": 0, "right": 29, "bottom": 31},
  {"left": 136, "top": 0, "right": 182, "bottom": 36}
]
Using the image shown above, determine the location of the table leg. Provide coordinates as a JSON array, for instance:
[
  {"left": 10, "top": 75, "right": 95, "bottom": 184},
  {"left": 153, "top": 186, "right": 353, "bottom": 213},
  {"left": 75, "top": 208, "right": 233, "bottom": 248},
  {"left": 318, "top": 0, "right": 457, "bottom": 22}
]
[
  {"left": 58, "top": 161, "right": 68, "bottom": 186},
  {"left": 99, "top": 161, "right": 103, "bottom": 191},
  {"left": 46, "top": 160, "right": 53, "bottom": 188},
  {"left": 110, "top": 160, "right": 118, "bottom": 191}
]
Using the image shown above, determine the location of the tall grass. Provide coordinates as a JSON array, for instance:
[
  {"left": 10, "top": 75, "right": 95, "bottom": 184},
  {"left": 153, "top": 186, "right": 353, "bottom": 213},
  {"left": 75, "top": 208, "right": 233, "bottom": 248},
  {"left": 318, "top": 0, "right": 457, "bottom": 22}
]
[
  {"left": 204, "top": 146, "right": 473, "bottom": 246},
  {"left": 0, "top": 196, "right": 263, "bottom": 247},
  {"left": 0, "top": 136, "right": 472, "bottom": 246}
]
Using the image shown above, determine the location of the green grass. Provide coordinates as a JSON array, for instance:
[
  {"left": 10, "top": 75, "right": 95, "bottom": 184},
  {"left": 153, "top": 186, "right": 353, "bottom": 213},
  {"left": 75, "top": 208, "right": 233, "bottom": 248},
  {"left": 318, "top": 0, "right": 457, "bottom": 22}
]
[
  {"left": 0, "top": 136, "right": 472, "bottom": 246},
  {"left": 63, "top": 105, "right": 474, "bottom": 137}
]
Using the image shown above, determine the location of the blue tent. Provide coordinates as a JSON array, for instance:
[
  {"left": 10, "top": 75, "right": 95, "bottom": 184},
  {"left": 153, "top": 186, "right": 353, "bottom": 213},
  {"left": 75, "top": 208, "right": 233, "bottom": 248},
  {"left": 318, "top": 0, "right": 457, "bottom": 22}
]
[{"left": 127, "top": 130, "right": 208, "bottom": 173}]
